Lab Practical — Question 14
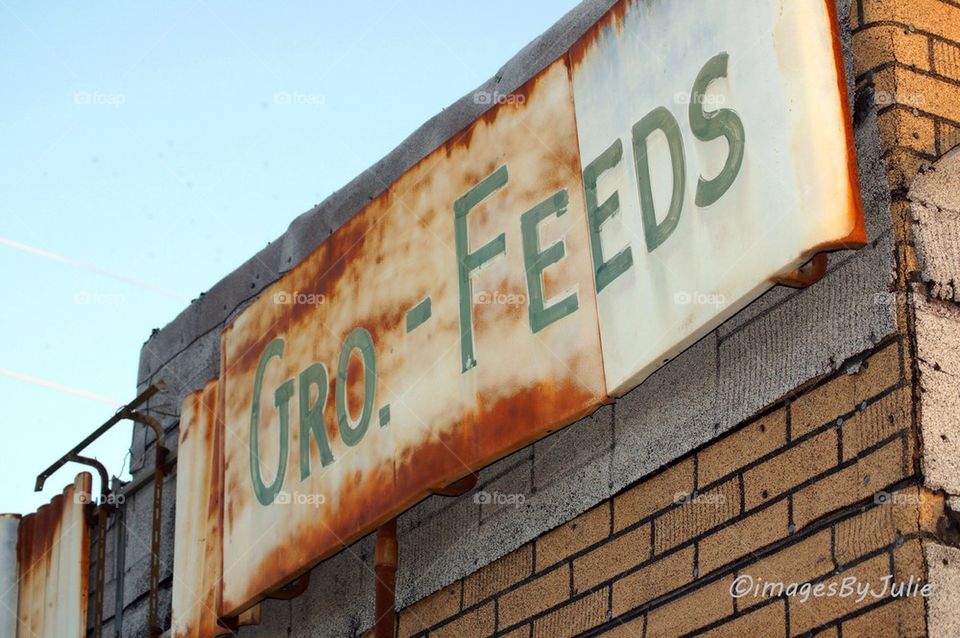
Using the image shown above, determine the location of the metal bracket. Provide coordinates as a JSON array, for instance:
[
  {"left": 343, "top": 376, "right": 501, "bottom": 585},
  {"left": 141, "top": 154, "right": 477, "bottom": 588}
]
[
  {"left": 773, "top": 253, "right": 828, "bottom": 288},
  {"left": 430, "top": 473, "right": 478, "bottom": 497}
]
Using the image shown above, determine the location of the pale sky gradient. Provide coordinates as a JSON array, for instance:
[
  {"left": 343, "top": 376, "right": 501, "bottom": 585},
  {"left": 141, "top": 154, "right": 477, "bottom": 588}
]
[{"left": 0, "top": 0, "right": 581, "bottom": 514}]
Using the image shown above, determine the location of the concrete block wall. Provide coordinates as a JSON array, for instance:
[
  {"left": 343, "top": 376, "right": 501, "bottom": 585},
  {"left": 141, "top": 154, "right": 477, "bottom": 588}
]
[{"left": 86, "top": 0, "right": 960, "bottom": 635}]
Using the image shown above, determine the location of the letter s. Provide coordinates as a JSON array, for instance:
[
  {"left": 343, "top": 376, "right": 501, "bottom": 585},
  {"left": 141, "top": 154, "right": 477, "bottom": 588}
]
[{"left": 689, "top": 52, "right": 745, "bottom": 207}]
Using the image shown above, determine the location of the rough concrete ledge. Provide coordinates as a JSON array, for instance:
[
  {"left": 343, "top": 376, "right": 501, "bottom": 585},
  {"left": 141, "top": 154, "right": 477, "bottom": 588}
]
[
  {"left": 925, "top": 542, "right": 960, "bottom": 638},
  {"left": 910, "top": 147, "right": 960, "bottom": 304},
  {"left": 909, "top": 149, "right": 960, "bottom": 498}
]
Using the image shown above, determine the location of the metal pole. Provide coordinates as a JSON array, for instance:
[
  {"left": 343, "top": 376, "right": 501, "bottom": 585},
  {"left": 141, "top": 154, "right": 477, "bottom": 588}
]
[
  {"left": 374, "top": 519, "right": 398, "bottom": 638},
  {"left": 66, "top": 454, "right": 110, "bottom": 638},
  {"left": 125, "top": 409, "right": 169, "bottom": 638}
]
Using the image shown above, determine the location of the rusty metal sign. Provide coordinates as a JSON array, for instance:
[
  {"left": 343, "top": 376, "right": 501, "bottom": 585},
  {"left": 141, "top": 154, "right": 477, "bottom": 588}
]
[
  {"left": 219, "top": 57, "right": 605, "bottom": 615},
  {"left": 167, "top": 0, "right": 864, "bottom": 626},
  {"left": 13, "top": 473, "right": 92, "bottom": 638},
  {"left": 570, "top": 0, "right": 864, "bottom": 394}
]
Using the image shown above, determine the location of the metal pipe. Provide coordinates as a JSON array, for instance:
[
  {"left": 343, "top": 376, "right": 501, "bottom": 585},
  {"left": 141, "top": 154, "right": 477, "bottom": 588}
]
[
  {"left": 65, "top": 454, "right": 110, "bottom": 638},
  {"left": 374, "top": 519, "right": 398, "bottom": 638},
  {"left": 125, "top": 409, "right": 169, "bottom": 638},
  {"left": 112, "top": 477, "right": 127, "bottom": 638},
  {"left": 431, "top": 473, "right": 477, "bottom": 497},
  {"left": 34, "top": 382, "right": 164, "bottom": 492}
]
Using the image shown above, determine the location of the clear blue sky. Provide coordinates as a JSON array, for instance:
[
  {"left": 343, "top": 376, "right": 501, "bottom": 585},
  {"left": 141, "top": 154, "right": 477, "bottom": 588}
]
[{"left": 0, "top": 0, "right": 581, "bottom": 514}]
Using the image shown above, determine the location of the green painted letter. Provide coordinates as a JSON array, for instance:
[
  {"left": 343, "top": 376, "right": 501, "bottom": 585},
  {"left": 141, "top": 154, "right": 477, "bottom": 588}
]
[
  {"left": 298, "top": 362, "right": 333, "bottom": 479},
  {"left": 633, "top": 107, "right": 686, "bottom": 253},
  {"left": 583, "top": 138, "right": 632, "bottom": 292},
  {"left": 521, "top": 189, "right": 578, "bottom": 333},
  {"left": 336, "top": 327, "right": 377, "bottom": 447},
  {"left": 249, "top": 338, "right": 291, "bottom": 506},
  {"left": 689, "top": 52, "right": 745, "bottom": 207},
  {"left": 454, "top": 165, "right": 508, "bottom": 371}
]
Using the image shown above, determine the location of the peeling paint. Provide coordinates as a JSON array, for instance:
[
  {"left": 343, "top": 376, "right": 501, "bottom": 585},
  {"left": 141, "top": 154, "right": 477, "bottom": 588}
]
[
  {"left": 219, "top": 57, "right": 606, "bottom": 615},
  {"left": 14, "top": 473, "right": 91, "bottom": 638},
  {"left": 171, "top": 380, "right": 226, "bottom": 638}
]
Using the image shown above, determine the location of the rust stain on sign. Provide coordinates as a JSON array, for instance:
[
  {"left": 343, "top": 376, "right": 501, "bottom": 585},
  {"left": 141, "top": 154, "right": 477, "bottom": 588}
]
[
  {"left": 220, "top": 57, "right": 606, "bottom": 615},
  {"left": 15, "top": 473, "right": 91, "bottom": 638},
  {"left": 171, "top": 380, "right": 227, "bottom": 638}
]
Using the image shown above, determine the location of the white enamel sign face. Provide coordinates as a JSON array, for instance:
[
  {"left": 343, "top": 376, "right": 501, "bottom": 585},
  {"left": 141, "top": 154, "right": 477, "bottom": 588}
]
[{"left": 570, "top": 0, "right": 863, "bottom": 394}]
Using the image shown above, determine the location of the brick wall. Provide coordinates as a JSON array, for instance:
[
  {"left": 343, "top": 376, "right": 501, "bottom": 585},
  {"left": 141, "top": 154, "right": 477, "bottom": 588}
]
[
  {"left": 388, "top": 339, "right": 942, "bottom": 637},
  {"left": 854, "top": 0, "right": 960, "bottom": 189}
]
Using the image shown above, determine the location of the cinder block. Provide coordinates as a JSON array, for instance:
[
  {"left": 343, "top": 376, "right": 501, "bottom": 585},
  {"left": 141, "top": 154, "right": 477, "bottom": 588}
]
[
  {"left": 239, "top": 598, "right": 292, "bottom": 637},
  {"left": 121, "top": 472, "right": 177, "bottom": 609},
  {"left": 925, "top": 542, "right": 960, "bottom": 638},
  {"left": 912, "top": 202, "right": 960, "bottom": 302},
  {"left": 116, "top": 583, "right": 172, "bottom": 638},
  {"left": 132, "top": 326, "right": 221, "bottom": 472},
  {"left": 115, "top": 3, "right": 906, "bottom": 637},
  {"left": 717, "top": 228, "right": 896, "bottom": 433},
  {"left": 531, "top": 404, "right": 613, "bottom": 526},
  {"left": 612, "top": 334, "right": 718, "bottom": 496},
  {"left": 533, "top": 405, "right": 611, "bottom": 493},
  {"left": 914, "top": 298, "right": 960, "bottom": 494},
  {"left": 289, "top": 534, "right": 375, "bottom": 638},
  {"left": 395, "top": 489, "right": 477, "bottom": 609},
  {"left": 910, "top": 148, "right": 960, "bottom": 303},
  {"left": 478, "top": 456, "right": 532, "bottom": 525}
]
